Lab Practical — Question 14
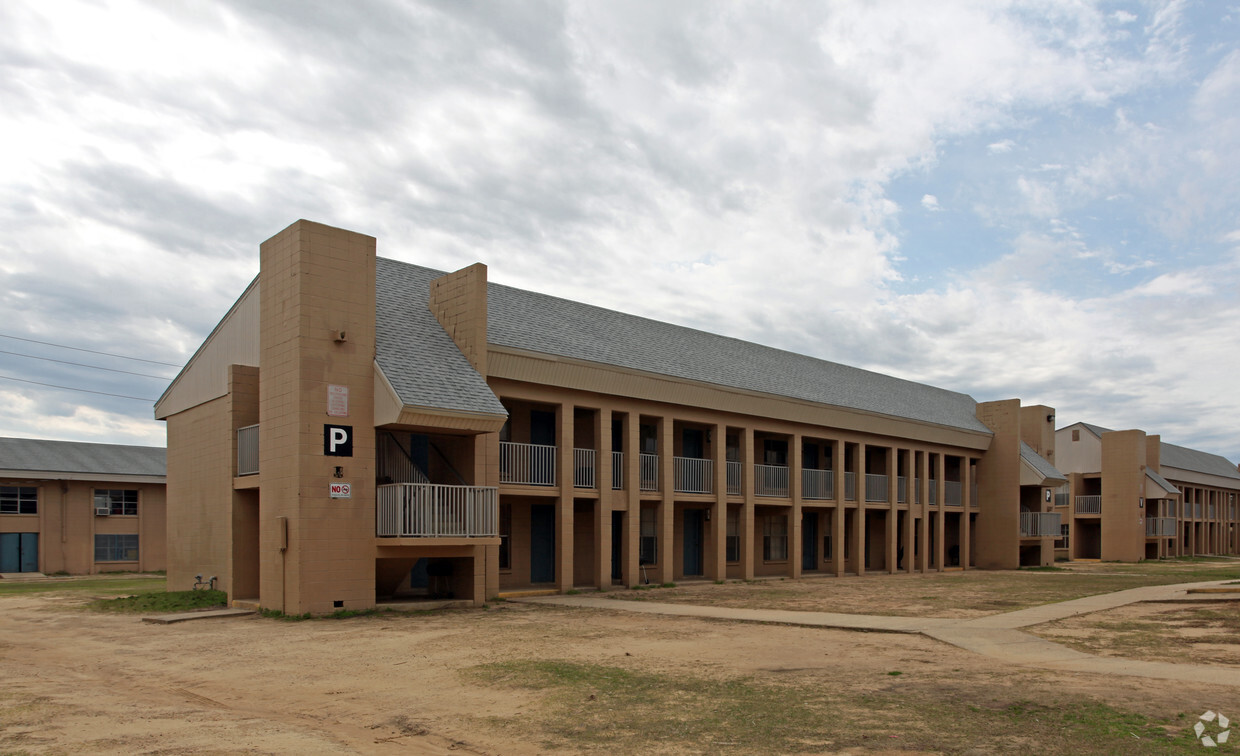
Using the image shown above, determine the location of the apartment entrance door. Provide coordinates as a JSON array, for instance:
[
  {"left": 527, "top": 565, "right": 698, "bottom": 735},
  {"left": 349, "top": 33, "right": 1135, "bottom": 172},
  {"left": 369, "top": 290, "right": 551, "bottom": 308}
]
[
  {"left": 530, "top": 411, "right": 556, "bottom": 447},
  {"left": 530, "top": 504, "right": 555, "bottom": 584},
  {"left": 683, "top": 509, "right": 704, "bottom": 576},
  {"left": 802, "top": 512, "right": 817, "bottom": 571},
  {"left": 0, "top": 532, "right": 37, "bottom": 573},
  {"left": 611, "top": 511, "right": 623, "bottom": 582}
]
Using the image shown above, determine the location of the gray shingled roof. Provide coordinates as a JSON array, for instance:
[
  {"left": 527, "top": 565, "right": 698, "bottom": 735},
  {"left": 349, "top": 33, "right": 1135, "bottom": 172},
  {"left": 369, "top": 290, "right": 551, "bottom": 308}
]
[
  {"left": 375, "top": 258, "right": 508, "bottom": 418},
  {"left": 1145, "top": 469, "right": 1181, "bottom": 496},
  {"left": 482, "top": 274, "right": 991, "bottom": 433},
  {"left": 1021, "top": 442, "right": 1067, "bottom": 483},
  {"left": 0, "top": 437, "right": 165, "bottom": 477},
  {"left": 376, "top": 257, "right": 990, "bottom": 432},
  {"left": 1073, "top": 422, "right": 1240, "bottom": 481}
]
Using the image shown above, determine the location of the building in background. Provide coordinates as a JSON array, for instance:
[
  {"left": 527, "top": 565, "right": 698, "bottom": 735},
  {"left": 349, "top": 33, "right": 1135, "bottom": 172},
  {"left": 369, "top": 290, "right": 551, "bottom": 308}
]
[
  {"left": 0, "top": 437, "right": 166, "bottom": 575},
  {"left": 1055, "top": 422, "right": 1240, "bottom": 561},
  {"left": 156, "top": 220, "right": 1084, "bottom": 615}
]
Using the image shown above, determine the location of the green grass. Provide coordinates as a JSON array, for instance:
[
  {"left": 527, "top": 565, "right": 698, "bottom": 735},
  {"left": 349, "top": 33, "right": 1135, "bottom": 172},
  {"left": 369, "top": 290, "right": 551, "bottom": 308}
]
[
  {"left": 464, "top": 659, "right": 1207, "bottom": 754},
  {"left": 0, "top": 575, "right": 166, "bottom": 597},
  {"left": 89, "top": 589, "right": 227, "bottom": 614}
]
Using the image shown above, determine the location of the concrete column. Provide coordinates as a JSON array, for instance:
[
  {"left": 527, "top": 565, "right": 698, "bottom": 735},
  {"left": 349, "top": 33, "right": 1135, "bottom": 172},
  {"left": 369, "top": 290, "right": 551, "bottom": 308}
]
[
  {"left": 902, "top": 449, "right": 915, "bottom": 573},
  {"left": 935, "top": 453, "right": 946, "bottom": 570},
  {"left": 917, "top": 451, "right": 929, "bottom": 573},
  {"left": 789, "top": 432, "right": 802, "bottom": 579},
  {"left": 710, "top": 421, "right": 727, "bottom": 581},
  {"left": 556, "top": 401, "right": 575, "bottom": 592},
  {"left": 624, "top": 413, "right": 641, "bottom": 587},
  {"left": 853, "top": 442, "right": 866, "bottom": 576},
  {"left": 886, "top": 446, "right": 898, "bottom": 574},
  {"left": 594, "top": 408, "right": 612, "bottom": 591},
  {"left": 740, "top": 426, "right": 755, "bottom": 580},
  {"left": 658, "top": 415, "right": 674, "bottom": 583},
  {"left": 832, "top": 438, "right": 845, "bottom": 576},
  {"left": 961, "top": 457, "right": 972, "bottom": 570}
]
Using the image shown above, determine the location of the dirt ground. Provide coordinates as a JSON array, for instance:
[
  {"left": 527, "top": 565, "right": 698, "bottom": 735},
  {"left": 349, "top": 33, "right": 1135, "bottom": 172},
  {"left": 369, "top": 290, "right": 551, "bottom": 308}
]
[{"left": 2, "top": 583, "right": 1239, "bottom": 754}]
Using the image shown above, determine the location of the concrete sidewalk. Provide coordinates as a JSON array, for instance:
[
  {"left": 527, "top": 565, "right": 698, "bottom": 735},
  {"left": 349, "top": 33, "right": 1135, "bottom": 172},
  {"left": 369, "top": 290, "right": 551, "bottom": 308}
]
[{"left": 516, "top": 579, "right": 1240, "bottom": 687}]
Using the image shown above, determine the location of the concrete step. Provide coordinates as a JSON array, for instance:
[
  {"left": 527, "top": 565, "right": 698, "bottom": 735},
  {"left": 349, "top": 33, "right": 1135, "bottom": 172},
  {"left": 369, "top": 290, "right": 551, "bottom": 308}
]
[{"left": 143, "top": 608, "right": 257, "bottom": 624}]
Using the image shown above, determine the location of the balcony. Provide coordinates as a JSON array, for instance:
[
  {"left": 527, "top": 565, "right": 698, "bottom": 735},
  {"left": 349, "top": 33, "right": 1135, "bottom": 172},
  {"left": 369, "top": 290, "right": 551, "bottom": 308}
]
[
  {"left": 802, "top": 468, "right": 834, "bottom": 500},
  {"left": 844, "top": 472, "right": 857, "bottom": 501},
  {"left": 897, "top": 476, "right": 907, "bottom": 504},
  {"left": 865, "top": 473, "right": 888, "bottom": 503},
  {"left": 674, "top": 457, "right": 713, "bottom": 494},
  {"left": 944, "top": 481, "right": 963, "bottom": 507},
  {"left": 500, "top": 441, "right": 556, "bottom": 486},
  {"left": 1146, "top": 517, "right": 1176, "bottom": 538},
  {"left": 612, "top": 451, "right": 623, "bottom": 490},
  {"left": 727, "top": 461, "right": 742, "bottom": 496},
  {"left": 237, "top": 424, "right": 259, "bottom": 476},
  {"left": 1075, "top": 495, "right": 1101, "bottom": 515},
  {"left": 639, "top": 453, "right": 659, "bottom": 492},
  {"left": 376, "top": 483, "right": 498, "bottom": 538},
  {"left": 574, "top": 448, "right": 596, "bottom": 489},
  {"left": 1020, "top": 511, "right": 1062, "bottom": 538},
  {"left": 754, "top": 464, "right": 789, "bottom": 498}
]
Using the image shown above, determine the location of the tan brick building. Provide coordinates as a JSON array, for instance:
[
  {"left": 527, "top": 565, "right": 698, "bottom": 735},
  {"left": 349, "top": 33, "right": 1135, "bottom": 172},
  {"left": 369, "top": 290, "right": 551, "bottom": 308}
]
[
  {"left": 159, "top": 220, "right": 1236, "bottom": 614},
  {"left": 1055, "top": 422, "right": 1240, "bottom": 561},
  {"left": 0, "top": 437, "right": 166, "bottom": 575}
]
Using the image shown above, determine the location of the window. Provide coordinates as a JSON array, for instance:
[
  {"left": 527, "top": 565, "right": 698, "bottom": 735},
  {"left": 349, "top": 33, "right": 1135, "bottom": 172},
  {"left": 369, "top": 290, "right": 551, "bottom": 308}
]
[
  {"left": 725, "top": 509, "right": 740, "bottom": 563},
  {"left": 823, "top": 534, "right": 832, "bottom": 560},
  {"left": 763, "top": 515, "right": 787, "bottom": 561},
  {"left": 95, "top": 489, "right": 138, "bottom": 516},
  {"left": 763, "top": 439, "right": 787, "bottom": 466},
  {"left": 639, "top": 507, "right": 657, "bottom": 565},
  {"left": 498, "top": 504, "right": 511, "bottom": 570},
  {"left": 0, "top": 486, "right": 37, "bottom": 515},
  {"left": 95, "top": 534, "right": 139, "bottom": 562},
  {"left": 1055, "top": 524, "right": 1070, "bottom": 551}
]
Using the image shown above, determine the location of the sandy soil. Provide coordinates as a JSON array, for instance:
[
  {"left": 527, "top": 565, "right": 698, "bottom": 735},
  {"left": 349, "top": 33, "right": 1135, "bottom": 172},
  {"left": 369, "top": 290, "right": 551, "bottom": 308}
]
[
  {"left": 1033, "top": 600, "right": 1240, "bottom": 667},
  {"left": 2, "top": 589, "right": 1238, "bottom": 754}
]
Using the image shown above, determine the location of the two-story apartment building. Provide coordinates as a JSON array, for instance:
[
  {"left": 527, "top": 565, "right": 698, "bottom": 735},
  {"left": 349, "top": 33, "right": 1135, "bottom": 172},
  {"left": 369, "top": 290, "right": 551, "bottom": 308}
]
[
  {"left": 0, "top": 437, "right": 166, "bottom": 575},
  {"left": 1055, "top": 422, "right": 1240, "bottom": 561},
  {"left": 156, "top": 220, "right": 1072, "bottom": 614}
]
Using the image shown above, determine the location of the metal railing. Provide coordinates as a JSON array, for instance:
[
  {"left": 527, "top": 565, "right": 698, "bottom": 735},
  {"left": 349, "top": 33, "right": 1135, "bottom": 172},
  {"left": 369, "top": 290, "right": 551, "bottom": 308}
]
[
  {"left": 612, "top": 451, "right": 623, "bottom": 490},
  {"left": 376, "top": 483, "right": 498, "bottom": 537},
  {"left": 1146, "top": 517, "right": 1176, "bottom": 537},
  {"left": 754, "top": 464, "right": 789, "bottom": 497},
  {"left": 897, "top": 476, "right": 907, "bottom": 504},
  {"left": 500, "top": 441, "right": 556, "bottom": 486},
  {"left": 944, "top": 481, "right": 963, "bottom": 506},
  {"left": 674, "top": 457, "right": 713, "bottom": 494},
  {"left": 727, "top": 461, "right": 742, "bottom": 495},
  {"left": 1020, "top": 511, "right": 1061, "bottom": 538},
  {"left": 928, "top": 483, "right": 937, "bottom": 506},
  {"left": 844, "top": 472, "right": 856, "bottom": 501},
  {"left": 971, "top": 482, "right": 979, "bottom": 508},
  {"left": 865, "top": 473, "right": 888, "bottom": 502},
  {"left": 1054, "top": 486, "right": 1070, "bottom": 508},
  {"left": 639, "top": 453, "right": 659, "bottom": 492},
  {"left": 237, "top": 424, "right": 259, "bottom": 476},
  {"left": 802, "top": 468, "right": 834, "bottom": 500},
  {"left": 1075, "top": 495, "right": 1102, "bottom": 514},
  {"left": 574, "top": 448, "right": 596, "bottom": 489}
]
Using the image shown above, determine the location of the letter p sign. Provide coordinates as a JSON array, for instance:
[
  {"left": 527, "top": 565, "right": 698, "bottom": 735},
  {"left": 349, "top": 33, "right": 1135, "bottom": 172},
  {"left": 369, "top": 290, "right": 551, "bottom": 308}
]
[{"left": 324, "top": 424, "right": 353, "bottom": 457}]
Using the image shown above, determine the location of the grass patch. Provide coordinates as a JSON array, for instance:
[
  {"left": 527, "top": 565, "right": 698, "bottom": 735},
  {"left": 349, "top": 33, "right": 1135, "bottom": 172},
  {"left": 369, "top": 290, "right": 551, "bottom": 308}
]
[
  {"left": 0, "top": 575, "right": 166, "bottom": 597},
  {"left": 465, "top": 659, "right": 1204, "bottom": 754},
  {"left": 89, "top": 589, "right": 226, "bottom": 614}
]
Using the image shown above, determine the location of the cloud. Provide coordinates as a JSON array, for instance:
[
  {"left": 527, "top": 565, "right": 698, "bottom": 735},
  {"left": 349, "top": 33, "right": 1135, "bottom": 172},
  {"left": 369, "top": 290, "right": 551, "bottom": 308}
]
[{"left": 920, "top": 194, "right": 941, "bottom": 211}]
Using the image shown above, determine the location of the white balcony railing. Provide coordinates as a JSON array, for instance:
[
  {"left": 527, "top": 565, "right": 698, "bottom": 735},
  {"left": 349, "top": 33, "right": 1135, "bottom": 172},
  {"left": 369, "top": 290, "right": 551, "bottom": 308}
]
[
  {"left": 928, "top": 484, "right": 937, "bottom": 506},
  {"left": 639, "top": 453, "right": 659, "bottom": 492},
  {"left": 500, "top": 441, "right": 556, "bottom": 486},
  {"left": 844, "top": 472, "right": 857, "bottom": 501},
  {"left": 1020, "top": 511, "right": 1061, "bottom": 538},
  {"left": 944, "top": 481, "right": 963, "bottom": 506},
  {"left": 865, "top": 473, "right": 888, "bottom": 502},
  {"left": 674, "top": 457, "right": 713, "bottom": 494},
  {"left": 376, "top": 483, "right": 498, "bottom": 538},
  {"left": 1076, "top": 495, "right": 1102, "bottom": 514},
  {"left": 1146, "top": 517, "right": 1177, "bottom": 537},
  {"left": 237, "top": 424, "right": 259, "bottom": 476},
  {"left": 612, "top": 451, "right": 623, "bottom": 490},
  {"left": 754, "top": 464, "right": 789, "bottom": 497},
  {"left": 803, "top": 468, "right": 835, "bottom": 500},
  {"left": 727, "top": 461, "right": 742, "bottom": 495},
  {"left": 574, "top": 448, "right": 596, "bottom": 489},
  {"left": 897, "top": 476, "right": 907, "bottom": 504}
]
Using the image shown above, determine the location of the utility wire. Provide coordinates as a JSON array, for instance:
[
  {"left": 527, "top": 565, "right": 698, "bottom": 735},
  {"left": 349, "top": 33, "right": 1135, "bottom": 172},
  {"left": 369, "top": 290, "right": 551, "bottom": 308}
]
[
  {"left": 0, "top": 333, "right": 182, "bottom": 367},
  {"left": 0, "top": 374, "right": 158, "bottom": 402},
  {"left": 0, "top": 349, "right": 174, "bottom": 380}
]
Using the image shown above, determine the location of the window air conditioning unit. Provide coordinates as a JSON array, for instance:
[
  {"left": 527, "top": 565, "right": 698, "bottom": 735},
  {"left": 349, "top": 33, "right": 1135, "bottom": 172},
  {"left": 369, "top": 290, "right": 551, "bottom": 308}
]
[{"left": 95, "top": 506, "right": 111, "bottom": 516}]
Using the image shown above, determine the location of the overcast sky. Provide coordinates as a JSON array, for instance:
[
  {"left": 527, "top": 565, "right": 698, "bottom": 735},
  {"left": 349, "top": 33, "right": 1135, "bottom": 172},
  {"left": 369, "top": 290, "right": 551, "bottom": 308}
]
[{"left": 1, "top": 1, "right": 1238, "bottom": 463}]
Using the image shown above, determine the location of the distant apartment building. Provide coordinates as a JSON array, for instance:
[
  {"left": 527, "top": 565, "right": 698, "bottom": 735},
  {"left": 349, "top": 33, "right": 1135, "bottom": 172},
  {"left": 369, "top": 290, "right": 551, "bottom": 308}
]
[
  {"left": 154, "top": 220, "right": 1233, "bottom": 614},
  {"left": 1055, "top": 422, "right": 1240, "bottom": 561},
  {"left": 0, "top": 437, "right": 166, "bottom": 574}
]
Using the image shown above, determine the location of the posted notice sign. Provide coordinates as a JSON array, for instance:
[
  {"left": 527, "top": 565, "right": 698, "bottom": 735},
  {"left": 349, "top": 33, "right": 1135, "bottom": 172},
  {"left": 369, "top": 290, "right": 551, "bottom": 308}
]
[
  {"left": 330, "top": 482, "right": 352, "bottom": 499},
  {"left": 327, "top": 384, "right": 349, "bottom": 417}
]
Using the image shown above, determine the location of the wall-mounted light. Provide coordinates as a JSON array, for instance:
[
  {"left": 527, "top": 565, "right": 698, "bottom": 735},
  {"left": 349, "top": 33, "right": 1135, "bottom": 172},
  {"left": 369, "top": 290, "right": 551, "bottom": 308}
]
[
  {"left": 334, "top": 466, "right": 344, "bottom": 478},
  {"left": 1047, "top": 413, "right": 1055, "bottom": 423}
]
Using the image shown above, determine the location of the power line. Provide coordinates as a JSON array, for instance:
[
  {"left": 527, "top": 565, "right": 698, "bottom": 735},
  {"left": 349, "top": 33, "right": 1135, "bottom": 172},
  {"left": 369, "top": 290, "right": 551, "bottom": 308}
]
[
  {"left": 0, "top": 349, "right": 174, "bottom": 380},
  {"left": 0, "top": 374, "right": 158, "bottom": 402},
  {"left": 0, "top": 333, "right": 182, "bottom": 367}
]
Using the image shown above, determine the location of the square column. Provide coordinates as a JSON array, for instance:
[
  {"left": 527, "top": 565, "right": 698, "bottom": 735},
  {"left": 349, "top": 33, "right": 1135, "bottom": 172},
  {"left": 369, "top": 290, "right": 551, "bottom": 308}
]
[
  {"left": 657, "top": 415, "right": 674, "bottom": 583},
  {"left": 624, "top": 413, "right": 641, "bottom": 587},
  {"left": 789, "top": 432, "right": 803, "bottom": 578},
  {"left": 556, "top": 401, "right": 575, "bottom": 592},
  {"left": 917, "top": 451, "right": 930, "bottom": 573},
  {"left": 961, "top": 457, "right": 971, "bottom": 570},
  {"left": 886, "top": 446, "right": 897, "bottom": 574},
  {"left": 594, "top": 408, "right": 612, "bottom": 591},
  {"left": 740, "top": 427, "right": 755, "bottom": 580},
  {"left": 710, "top": 422, "right": 728, "bottom": 581},
  {"left": 832, "top": 438, "right": 845, "bottom": 576},
  {"left": 935, "top": 453, "right": 946, "bottom": 571}
]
